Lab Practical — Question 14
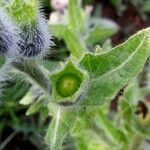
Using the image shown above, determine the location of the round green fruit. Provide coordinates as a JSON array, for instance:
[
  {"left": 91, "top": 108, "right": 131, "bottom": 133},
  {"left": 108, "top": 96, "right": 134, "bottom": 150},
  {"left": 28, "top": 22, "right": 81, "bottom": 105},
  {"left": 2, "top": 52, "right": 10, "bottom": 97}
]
[{"left": 56, "top": 73, "right": 81, "bottom": 98}]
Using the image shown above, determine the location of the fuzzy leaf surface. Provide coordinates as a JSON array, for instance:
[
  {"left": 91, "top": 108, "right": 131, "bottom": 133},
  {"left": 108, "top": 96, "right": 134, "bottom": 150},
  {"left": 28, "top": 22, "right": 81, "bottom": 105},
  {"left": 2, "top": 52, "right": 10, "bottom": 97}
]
[
  {"left": 80, "top": 28, "right": 150, "bottom": 105},
  {"left": 50, "top": 24, "right": 67, "bottom": 39},
  {"left": 63, "top": 28, "right": 86, "bottom": 58},
  {"left": 97, "top": 110, "right": 127, "bottom": 144},
  {"left": 68, "top": 0, "right": 85, "bottom": 32},
  {"left": 45, "top": 107, "right": 77, "bottom": 150}
]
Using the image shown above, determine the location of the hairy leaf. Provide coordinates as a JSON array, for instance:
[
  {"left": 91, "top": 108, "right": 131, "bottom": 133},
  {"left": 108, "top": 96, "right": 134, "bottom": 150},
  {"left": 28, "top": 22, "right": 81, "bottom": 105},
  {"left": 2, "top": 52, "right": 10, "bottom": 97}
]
[
  {"left": 50, "top": 24, "right": 67, "bottom": 39},
  {"left": 87, "top": 18, "right": 118, "bottom": 45},
  {"left": 68, "top": 0, "right": 85, "bottom": 32},
  {"left": 26, "top": 96, "right": 45, "bottom": 116},
  {"left": 80, "top": 28, "right": 150, "bottom": 105},
  {"left": 97, "top": 110, "right": 127, "bottom": 144},
  {"left": 45, "top": 106, "right": 77, "bottom": 150},
  {"left": 63, "top": 28, "right": 86, "bottom": 58}
]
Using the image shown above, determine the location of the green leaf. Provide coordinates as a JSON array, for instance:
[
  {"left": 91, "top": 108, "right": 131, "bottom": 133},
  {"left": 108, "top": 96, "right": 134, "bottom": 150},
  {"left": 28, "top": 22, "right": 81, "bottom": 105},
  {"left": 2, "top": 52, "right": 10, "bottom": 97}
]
[
  {"left": 5, "top": 0, "right": 39, "bottom": 25},
  {"left": 123, "top": 79, "right": 140, "bottom": 104},
  {"left": 26, "top": 96, "right": 45, "bottom": 116},
  {"left": 97, "top": 110, "right": 127, "bottom": 144},
  {"left": 45, "top": 106, "right": 77, "bottom": 150},
  {"left": 72, "top": 106, "right": 99, "bottom": 135},
  {"left": 1, "top": 71, "right": 30, "bottom": 102},
  {"left": 68, "top": 0, "right": 85, "bottom": 32},
  {"left": 119, "top": 97, "right": 133, "bottom": 125},
  {"left": 75, "top": 130, "right": 110, "bottom": 150},
  {"left": 19, "top": 86, "right": 43, "bottom": 105},
  {"left": 87, "top": 27, "right": 117, "bottom": 45},
  {"left": 19, "top": 88, "right": 36, "bottom": 105},
  {"left": 118, "top": 97, "right": 135, "bottom": 138},
  {"left": 79, "top": 27, "right": 150, "bottom": 105},
  {"left": 87, "top": 18, "right": 118, "bottom": 45},
  {"left": 50, "top": 24, "right": 67, "bottom": 39},
  {"left": 63, "top": 28, "right": 86, "bottom": 58}
]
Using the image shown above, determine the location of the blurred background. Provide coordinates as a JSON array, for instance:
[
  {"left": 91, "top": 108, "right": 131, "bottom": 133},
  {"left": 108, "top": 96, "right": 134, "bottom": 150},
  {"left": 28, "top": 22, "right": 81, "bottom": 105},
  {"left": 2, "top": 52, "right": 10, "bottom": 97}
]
[{"left": 1, "top": 0, "right": 150, "bottom": 149}]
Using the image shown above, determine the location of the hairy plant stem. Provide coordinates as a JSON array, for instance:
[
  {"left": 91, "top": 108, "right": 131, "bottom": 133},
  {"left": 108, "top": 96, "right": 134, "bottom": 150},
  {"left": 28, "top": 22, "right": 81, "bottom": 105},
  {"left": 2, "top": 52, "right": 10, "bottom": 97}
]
[
  {"left": 51, "top": 106, "right": 61, "bottom": 150},
  {"left": 0, "top": 131, "right": 17, "bottom": 150},
  {"left": 11, "top": 59, "right": 51, "bottom": 94}
]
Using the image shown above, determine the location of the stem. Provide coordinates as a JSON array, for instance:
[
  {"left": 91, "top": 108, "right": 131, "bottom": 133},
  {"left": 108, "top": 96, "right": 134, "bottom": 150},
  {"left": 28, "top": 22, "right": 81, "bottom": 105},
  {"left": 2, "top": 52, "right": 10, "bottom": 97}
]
[
  {"left": 0, "top": 131, "right": 17, "bottom": 150},
  {"left": 11, "top": 59, "right": 51, "bottom": 94},
  {"left": 52, "top": 106, "right": 61, "bottom": 149}
]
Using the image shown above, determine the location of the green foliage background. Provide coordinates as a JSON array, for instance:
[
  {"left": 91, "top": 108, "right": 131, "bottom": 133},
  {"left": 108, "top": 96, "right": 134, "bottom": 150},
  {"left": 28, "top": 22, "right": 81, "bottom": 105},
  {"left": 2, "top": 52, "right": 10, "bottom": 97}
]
[{"left": 1, "top": 0, "right": 150, "bottom": 150}]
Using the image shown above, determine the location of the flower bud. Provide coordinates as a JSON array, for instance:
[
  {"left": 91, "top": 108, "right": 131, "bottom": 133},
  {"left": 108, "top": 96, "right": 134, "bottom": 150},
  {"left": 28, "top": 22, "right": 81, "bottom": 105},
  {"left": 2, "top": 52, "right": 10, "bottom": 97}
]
[
  {"left": 6, "top": 0, "right": 39, "bottom": 26},
  {"left": 0, "top": 8, "right": 19, "bottom": 57},
  {"left": 5, "top": 0, "right": 53, "bottom": 57},
  {"left": 19, "top": 14, "right": 53, "bottom": 57}
]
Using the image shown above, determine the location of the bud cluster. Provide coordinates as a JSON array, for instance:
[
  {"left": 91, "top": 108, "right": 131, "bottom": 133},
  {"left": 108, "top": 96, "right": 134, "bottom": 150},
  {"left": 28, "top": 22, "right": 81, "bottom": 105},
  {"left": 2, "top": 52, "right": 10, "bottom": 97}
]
[
  {"left": 0, "top": 0, "right": 53, "bottom": 58},
  {"left": 0, "top": 8, "right": 19, "bottom": 57}
]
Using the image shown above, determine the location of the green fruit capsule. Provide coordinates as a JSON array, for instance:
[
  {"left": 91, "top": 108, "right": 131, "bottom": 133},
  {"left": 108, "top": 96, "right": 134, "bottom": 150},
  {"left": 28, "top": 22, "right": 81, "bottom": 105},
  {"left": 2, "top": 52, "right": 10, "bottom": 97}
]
[
  {"left": 50, "top": 60, "right": 88, "bottom": 104},
  {"left": 56, "top": 73, "right": 81, "bottom": 98}
]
